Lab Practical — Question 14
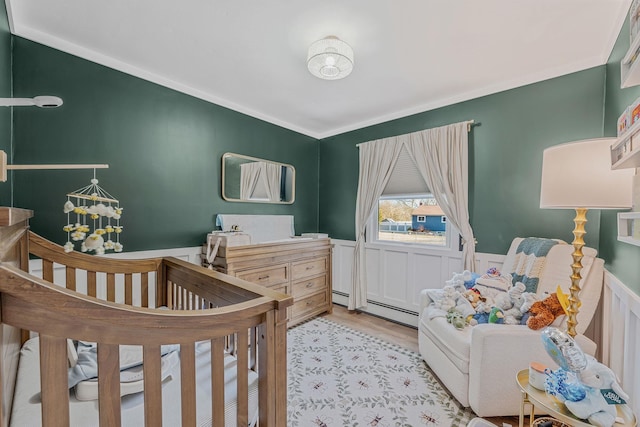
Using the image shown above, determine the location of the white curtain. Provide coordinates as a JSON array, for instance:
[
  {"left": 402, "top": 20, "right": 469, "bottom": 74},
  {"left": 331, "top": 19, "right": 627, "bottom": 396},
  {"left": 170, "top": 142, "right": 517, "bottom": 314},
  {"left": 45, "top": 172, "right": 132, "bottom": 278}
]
[
  {"left": 351, "top": 140, "right": 404, "bottom": 309},
  {"left": 240, "top": 162, "right": 263, "bottom": 200},
  {"left": 263, "top": 163, "right": 282, "bottom": 202},
  {"left": 406, "top": 122, "right": 476, "bottom": 270},
  {"left": 350, "top": 121, "right": 476, "bottom": 310}
]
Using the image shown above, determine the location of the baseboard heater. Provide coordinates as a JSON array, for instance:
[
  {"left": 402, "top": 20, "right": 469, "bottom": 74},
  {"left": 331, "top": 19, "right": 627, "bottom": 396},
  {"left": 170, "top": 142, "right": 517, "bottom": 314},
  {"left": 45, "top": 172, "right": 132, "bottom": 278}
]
[{"left": 332, "top": 291, "right": 419, "bottom": 328}]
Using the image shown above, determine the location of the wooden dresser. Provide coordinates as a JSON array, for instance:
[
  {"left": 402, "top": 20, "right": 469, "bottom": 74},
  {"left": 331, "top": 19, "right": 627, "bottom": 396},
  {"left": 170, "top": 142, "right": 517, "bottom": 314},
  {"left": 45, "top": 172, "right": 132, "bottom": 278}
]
[{"left": 208, "top": 238, "right": 332, "bottom": 327}]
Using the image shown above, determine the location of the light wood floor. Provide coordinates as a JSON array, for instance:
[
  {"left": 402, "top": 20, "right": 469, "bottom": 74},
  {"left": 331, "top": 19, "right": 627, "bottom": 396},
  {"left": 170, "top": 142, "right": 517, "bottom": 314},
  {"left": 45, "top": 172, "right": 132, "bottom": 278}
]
[{"left": 321, "top": 304, "right": 520, "bottom": 427}]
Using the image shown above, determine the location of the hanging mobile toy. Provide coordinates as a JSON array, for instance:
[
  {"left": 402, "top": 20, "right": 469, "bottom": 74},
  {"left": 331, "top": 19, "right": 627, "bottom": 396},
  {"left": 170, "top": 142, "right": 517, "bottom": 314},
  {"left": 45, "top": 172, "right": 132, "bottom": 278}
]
[{"left": 62, "top": 171, "right": 123, "bottom": 254}]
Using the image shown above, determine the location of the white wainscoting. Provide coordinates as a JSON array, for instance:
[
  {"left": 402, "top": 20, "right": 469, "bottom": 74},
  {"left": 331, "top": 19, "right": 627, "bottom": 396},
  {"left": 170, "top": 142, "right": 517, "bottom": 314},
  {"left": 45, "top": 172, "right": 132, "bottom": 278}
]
[
  {"left": 602, "top": 271, "right": 640, "bottom": 416},
  {"left": 331, "top": 239, "right": 506, "bottom": 326}
]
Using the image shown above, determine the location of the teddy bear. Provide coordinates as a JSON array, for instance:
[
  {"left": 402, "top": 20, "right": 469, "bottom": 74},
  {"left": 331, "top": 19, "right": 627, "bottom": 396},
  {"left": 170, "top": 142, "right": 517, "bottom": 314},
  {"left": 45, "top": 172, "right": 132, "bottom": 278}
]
[
  {"left": 462, "top": 288, "right": 485, "bottom": 309},
  {"left": 526, "top": 292, "right": 565, "bottom": 330}
]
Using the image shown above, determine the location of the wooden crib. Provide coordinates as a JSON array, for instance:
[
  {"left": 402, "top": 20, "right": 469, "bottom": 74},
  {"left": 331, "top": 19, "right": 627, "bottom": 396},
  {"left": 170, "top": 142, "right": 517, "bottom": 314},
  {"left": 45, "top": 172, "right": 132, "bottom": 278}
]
[{"left": 0, "top": 207, "right": 292, "bottom": 427}]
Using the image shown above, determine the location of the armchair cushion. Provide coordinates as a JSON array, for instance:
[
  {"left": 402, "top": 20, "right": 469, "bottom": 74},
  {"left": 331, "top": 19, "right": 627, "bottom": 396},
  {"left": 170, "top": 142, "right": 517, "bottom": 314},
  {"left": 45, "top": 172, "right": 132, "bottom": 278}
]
[{"left": 419, "top": 313, "right": 472, "bottom": 374}]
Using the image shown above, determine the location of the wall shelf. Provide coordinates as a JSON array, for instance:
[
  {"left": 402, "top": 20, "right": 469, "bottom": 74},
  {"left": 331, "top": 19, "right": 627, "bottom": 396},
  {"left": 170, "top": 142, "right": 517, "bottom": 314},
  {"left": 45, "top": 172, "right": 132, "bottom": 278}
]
[
  {"left": 622, "top": 34, "right": 640, "bottom": 88},
  {"left": 618, "top": 212, "right": 640, "bottom": 246},
  {"left": 611, "top": 121, "right": 640, "bottom": 169}
]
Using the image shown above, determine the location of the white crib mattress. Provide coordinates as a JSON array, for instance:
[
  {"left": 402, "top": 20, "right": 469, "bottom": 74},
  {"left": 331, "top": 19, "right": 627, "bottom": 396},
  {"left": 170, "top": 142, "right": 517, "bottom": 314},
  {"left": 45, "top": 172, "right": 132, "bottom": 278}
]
[{"left": 10, "top": 337, "right": 259, "bottom": 427}]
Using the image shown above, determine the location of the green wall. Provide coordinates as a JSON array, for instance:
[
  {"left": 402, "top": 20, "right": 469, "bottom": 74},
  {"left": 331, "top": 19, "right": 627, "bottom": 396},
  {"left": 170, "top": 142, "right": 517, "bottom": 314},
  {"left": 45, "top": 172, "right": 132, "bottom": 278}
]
[
  {"left": 7, "top": 6, "right": 639, "bottom": 296},
  {"left": 601, "top": 18, "right": 640, "bottom": 294},
  {"left": 0, "top": 6, "right": 11, "bottom": 204},
  {"left": 11, "top": 38, "right": 319, "bottom": 251},
  {"left": 319, "top": 68, "right": 607, "bottom": 255}
]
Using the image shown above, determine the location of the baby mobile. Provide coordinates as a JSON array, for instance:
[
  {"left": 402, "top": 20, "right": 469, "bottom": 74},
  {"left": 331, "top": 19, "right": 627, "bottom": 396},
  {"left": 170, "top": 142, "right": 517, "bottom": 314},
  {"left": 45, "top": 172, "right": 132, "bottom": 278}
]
[{"left": 62, "top": 170, "right": 123, "bottom": 254}]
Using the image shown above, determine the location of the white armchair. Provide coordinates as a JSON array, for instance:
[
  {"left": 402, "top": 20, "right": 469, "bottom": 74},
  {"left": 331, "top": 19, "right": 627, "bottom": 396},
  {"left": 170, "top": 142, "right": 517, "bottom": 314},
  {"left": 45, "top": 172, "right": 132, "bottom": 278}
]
[{"left": 418, "top": 238, "right": 604, "bottom": 417}]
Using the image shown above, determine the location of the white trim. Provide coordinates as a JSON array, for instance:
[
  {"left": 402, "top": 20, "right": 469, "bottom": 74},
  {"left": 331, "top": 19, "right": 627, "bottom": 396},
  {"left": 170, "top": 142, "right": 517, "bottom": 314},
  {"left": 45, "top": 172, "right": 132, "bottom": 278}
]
[
  {"left": 602, "top": 271, "right": 640, "bottom": 416},
  {"left": 331, "top": 238, "right": 504, "bottom": 326}
]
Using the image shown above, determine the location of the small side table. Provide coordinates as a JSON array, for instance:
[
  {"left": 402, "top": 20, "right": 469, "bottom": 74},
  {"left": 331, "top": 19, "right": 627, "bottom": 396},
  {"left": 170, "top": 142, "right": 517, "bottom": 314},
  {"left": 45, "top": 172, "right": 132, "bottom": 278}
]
[{"left": 516, "top": 369, "right": 637, "bottom": 427}]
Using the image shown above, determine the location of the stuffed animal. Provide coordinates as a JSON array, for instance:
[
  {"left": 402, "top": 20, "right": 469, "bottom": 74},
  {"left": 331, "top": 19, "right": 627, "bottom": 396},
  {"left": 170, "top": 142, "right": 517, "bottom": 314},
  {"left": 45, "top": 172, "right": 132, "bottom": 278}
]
[
  {"left": 526, "top": 293, "right": 565, "bottom": 330},
  {"left": 446, "top": 308, "right": 467, "bottom": 330},
  {"left": 488, "top": 307, "right": 504, "bottom": 324},
  {"left": 445, "top": 270, "right": 475, "bottom": 293},
  {"left": 463, "top": 288, "right": 485, "bottom": 309},
  {"left": 498, "top": 282, "right": 527, "bottom": 325},
  {"left": 563, "top": 356, "right": 629, "bottom": 427},
  {"left": 427, "top": 285, "right": 460, "bottom": 312}
]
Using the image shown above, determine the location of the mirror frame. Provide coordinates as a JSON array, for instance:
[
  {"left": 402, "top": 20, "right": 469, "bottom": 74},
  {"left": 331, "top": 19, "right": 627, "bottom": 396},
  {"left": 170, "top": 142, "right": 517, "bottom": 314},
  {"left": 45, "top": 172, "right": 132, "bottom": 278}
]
[{"left": 221, "top": 152, "right": 295, "bottom": 204}]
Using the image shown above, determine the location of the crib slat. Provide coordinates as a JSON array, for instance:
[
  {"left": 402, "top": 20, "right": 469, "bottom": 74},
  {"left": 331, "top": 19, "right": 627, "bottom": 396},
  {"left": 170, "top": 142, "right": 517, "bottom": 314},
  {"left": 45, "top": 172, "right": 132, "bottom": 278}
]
[
  {"left": 125, "top": 273, "right": 133, "bottom": 306},
  {"left": 141, "top": 272, "right": 149, "bottom": 308},
  {"left": 66, "top": 266, "right": 76, "bottom": 291},
  {"left": 143, "top": 345, "right": 162, "bottom": 427},
  {"left": 250, "top": 327, "right": 257, "bottom": 371},
  {"left": 107, "top": 273, "right": 116, "bottom": 302},
  {"left": 180, "top": 343, "right": 197, "bottom": 427},
  {"left": 42, "top": 259, "right": 54, "bottom": 282},
  {"left": 39, "top": 335, "right": 69, "bottom": 427},
  {"left": 98, "top": 343, "right": 122, "bottom": 427},
  {"left": 88, "top": 271, "right": 97, "bottom": 297},
  {"left": 211, "top": 337, "right": 225, "bottom": 427},
  {"left": 237, "top": 330, "right": 249, "bottom": 425}
]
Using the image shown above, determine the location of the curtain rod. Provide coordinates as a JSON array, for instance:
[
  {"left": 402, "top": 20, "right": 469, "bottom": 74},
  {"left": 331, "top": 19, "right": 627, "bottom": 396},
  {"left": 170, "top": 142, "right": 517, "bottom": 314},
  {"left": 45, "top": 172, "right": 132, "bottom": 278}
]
[{"left": 356, "top": 120, "right": 477, "bottom": 147}]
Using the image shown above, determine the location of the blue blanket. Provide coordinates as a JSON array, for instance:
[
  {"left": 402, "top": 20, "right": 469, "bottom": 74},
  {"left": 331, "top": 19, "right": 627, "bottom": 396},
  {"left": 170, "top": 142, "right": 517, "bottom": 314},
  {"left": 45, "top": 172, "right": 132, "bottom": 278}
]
[{"left": 509, "top": 237, "right": 559, "bottom": 293}]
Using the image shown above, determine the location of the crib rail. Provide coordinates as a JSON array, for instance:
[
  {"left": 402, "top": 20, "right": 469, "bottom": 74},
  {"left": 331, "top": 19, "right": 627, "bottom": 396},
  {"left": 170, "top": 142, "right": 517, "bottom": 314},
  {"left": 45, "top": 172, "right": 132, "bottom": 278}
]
[{"left": 0, "top": 232, "right": 292, "bottom": 427}]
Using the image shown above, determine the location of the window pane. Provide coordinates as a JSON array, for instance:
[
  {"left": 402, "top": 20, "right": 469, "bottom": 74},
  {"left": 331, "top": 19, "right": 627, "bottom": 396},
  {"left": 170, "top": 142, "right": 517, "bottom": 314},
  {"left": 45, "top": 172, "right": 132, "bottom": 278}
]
[{"left": 377, "top": 196, "right": 446, "bottom": 246}]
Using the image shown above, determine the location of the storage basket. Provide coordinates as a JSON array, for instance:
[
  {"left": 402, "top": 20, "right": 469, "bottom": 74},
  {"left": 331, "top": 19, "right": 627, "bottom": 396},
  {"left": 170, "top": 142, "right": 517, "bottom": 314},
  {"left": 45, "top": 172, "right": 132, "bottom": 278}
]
[{"left": 532, "top": 416, "right": 570, "bottom": 427}]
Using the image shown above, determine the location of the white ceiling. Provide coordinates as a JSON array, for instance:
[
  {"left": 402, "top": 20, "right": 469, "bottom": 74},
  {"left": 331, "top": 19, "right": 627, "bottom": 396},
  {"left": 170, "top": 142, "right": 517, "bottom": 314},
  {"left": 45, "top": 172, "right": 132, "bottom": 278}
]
[{"left": 5, "top": 0, "right": 631, "bottom": 139}]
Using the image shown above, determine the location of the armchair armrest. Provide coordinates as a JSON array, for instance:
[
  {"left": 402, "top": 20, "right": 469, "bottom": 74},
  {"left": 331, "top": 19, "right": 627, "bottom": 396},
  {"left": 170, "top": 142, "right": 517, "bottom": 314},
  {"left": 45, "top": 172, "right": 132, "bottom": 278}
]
[
  {"left": 420, "top": 288, "right": 436, "bottom": 312},
  {"left": 467, "top": 324, "right": 595, "bottom": 417}
]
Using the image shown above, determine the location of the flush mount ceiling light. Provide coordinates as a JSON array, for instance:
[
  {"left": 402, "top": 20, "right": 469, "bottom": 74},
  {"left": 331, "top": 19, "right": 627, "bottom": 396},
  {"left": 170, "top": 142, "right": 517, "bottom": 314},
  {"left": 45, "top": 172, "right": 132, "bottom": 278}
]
[
  {"left": 0, "top": 96, "right": 63, "bottom": 108},
  {"left": 307, "top": 36, "right": 354, "bottom": 80}
]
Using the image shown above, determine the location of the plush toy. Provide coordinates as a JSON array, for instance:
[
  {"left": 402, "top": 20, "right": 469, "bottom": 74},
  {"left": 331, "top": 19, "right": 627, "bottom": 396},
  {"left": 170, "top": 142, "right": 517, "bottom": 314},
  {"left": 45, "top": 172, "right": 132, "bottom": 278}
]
[
  {"left": 463, "top": 288, "right": 485, "bottom": 309},
  {"left": 520, "top": 291, "right": 540, "bottom": 313},
  {"left": 464, "top": 271, "right": 480, "bottom": 289},
  {"left": 488, "top": 307, "right": 504, "bottom": 324},
  {"left": 470, "top": 300, "right": 493, "bottom": 324},
  {"left": 427, "top": 285, "right": 460, "bottom": 312},
  {"left": 446, "top": 308, "right": 467, "bottom": 330},
  {"left": 498, "top": 282, "right": 528, "bottom": 325},
  {"left": 550, "top": 356, "right": 629, "bottom": 427},
  {"left": 445, "top": 270, "right": 475, "bottom": 293},
  {"left": 526, "top": 293, "right": 565, "bottom": 330}
]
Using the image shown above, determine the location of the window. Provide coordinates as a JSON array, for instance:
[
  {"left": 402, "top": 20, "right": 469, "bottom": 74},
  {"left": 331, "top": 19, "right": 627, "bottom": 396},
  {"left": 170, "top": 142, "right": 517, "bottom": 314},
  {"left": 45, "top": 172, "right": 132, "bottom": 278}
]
[
  {"left": 366, "top": 146, "right": 456, "bottom": 248},
  {"left": 371, "top": 195, "right": 451, "bottom": 247}
]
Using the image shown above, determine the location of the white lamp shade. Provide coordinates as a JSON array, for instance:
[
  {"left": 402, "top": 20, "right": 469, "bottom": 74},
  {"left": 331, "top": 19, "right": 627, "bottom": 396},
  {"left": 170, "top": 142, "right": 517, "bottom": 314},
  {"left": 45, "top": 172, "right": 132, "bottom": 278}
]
[
  {"left": 307, "top": 36, "right": 354, "bottom": 80},
  {"left": 540, "top": 138, "right": 634, "bottom": 209}
]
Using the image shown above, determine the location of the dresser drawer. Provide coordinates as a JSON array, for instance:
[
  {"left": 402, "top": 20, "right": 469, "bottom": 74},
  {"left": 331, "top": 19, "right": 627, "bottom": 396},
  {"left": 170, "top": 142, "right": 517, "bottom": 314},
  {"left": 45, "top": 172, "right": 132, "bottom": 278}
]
[
  {"left": 292, "top": 275, "right": 327, "bottom": 299},
  {"left": 291, "top": 257, "right": 327, "bottom": 280},
  {"left": 292, "top": 291, "right": 328, "bottom": 318},
  {"left": 236, "top": 264, "right": 288, "bottom": 287}
]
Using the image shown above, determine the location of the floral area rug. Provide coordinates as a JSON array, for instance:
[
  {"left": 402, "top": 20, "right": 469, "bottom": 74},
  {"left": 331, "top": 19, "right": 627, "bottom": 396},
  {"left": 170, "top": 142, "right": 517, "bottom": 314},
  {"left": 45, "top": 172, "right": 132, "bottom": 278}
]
[{"left": 287, "top": 317, "right": 475, "bottom": 426}]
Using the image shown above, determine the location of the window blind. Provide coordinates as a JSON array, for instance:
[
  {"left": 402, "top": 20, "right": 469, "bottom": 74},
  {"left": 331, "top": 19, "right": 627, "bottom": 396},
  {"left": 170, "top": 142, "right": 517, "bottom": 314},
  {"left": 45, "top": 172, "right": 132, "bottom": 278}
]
[{"left": 382, "top": 145, "right": 430, "bottom": 196}]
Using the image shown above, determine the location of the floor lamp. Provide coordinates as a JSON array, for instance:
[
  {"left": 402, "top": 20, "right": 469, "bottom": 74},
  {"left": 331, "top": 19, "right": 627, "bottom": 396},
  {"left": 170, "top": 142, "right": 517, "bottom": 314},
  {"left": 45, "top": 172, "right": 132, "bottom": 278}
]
[{"left": 540, "top": 138, "right": 634, "bottom": 337}]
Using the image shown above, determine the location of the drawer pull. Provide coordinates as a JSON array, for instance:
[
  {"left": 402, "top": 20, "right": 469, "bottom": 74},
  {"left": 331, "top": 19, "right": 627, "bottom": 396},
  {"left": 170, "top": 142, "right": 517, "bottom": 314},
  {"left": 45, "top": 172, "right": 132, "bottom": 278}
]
[
  {"left": 306, "top": 282, "right": 313, "bottom": 288},
  {"left": 306, "top": 266, "right": 314, "bottom": 270},
  {"left": 258, "top": 275, "right": 270, "bottom": 280}
]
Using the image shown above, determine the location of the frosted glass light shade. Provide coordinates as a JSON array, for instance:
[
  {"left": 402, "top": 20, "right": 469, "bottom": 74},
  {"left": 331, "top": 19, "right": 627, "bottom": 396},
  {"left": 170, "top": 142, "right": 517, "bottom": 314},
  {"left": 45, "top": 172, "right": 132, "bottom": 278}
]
[
  {"left": 307, "top": 36, "right": 354, "bottom": 80},
  {"left": 540, "top": 138, "right": 634, "bottom": 209}
]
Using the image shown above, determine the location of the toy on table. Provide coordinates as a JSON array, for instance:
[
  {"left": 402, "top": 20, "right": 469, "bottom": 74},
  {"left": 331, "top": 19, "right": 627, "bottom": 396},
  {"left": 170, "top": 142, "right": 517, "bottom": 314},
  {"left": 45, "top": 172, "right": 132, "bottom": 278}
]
[{"left": 541, "top": 327, "right": 629, "bottom": 427}]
